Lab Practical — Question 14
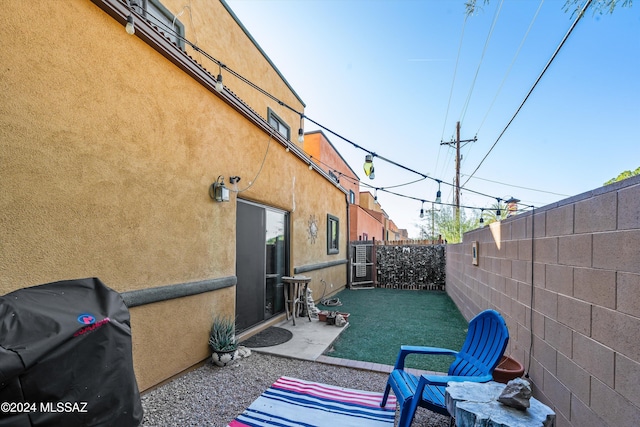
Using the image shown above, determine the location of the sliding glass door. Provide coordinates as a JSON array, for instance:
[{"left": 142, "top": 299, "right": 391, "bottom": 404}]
[{"left": 236, "top": 200, "right": 288, "bottom": 331}]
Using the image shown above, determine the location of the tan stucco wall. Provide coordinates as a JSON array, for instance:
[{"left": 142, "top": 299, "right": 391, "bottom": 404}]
[
  {"left": 130, "top": 286, "right": 235, "bottom": 391},
  {"left": 1, "top": 0, "right": 346, "bottom": 391},
  {"left": 1, "top": 0, "right": 238, "bottom": 290},
  {"left": 288, "top": 165, "right": 348, "bottom": 288},
  {"left": 446, "top": 177, "right": 640, "bottom": 426},
  {"left": 174, "top": 0, "right": 305, "bottom": 141}
]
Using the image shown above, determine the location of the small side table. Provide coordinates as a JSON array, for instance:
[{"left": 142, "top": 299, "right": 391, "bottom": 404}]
[
  {"left": 445, "top": 381, "right": 555, "bottom": 427},
  {"left": 282, "top": 276, "right": 312, "bottom": 326}
]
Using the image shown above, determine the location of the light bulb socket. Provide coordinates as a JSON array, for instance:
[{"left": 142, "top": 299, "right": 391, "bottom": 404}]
[
  {"left": 419, "top": 209, "right": 424, "bottom": 218},
  {"left": 435, "top": 190, "right": 442, "bottom": 204},
  {"left": 297, "top": 128, "right": 304, "bottom": 143},
  {"left": 215, "top": 74, "right": 223, "bottom": 92}
]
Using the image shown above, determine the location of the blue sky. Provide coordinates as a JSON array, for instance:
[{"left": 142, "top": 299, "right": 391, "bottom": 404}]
[{"left": 225, "top": 0, "right": 640, "bottom": 237}]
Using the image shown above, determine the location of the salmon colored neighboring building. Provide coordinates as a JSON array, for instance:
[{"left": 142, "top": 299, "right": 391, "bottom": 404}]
[
  {"left": 304, "top": 130, "right": 359, "bottom": 206},
  {"left": 302, "top": 131, "right": 406, "bottom": 242},
  {"left": 303, "top": 130, "right": 409, "bottom": 242},
  {"left": 352, "top": 192, "right": 385, "bottom": 241}
]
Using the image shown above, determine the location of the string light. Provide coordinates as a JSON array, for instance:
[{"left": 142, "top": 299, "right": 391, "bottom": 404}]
[
  {"left": 125, "top": 15, "right": 135, "bottom": 35},
  {"left": 308, "top": 153, "right": 537, "bottom": 218},
  {"left": 419, "top": 201, "right": 425, "bottom": 219},
  {"left": 297, "top": 115, "right": 305, "bottom": 143},
  {"left": 215, "top": 63, "right": 224, "bottom": 93},
  {"left": 116, "top": 8, "right": 538, "bottom": 215},
  {"left": 363, "top": 154, "right": 375, "bottom": 180}
]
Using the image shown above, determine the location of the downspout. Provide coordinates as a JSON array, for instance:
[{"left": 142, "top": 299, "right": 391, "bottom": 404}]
[{"left": 345, "top": 193, "right": 350, "bottom": 288}]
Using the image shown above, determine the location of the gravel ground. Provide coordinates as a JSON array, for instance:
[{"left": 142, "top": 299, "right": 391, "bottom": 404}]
[{"left": 141, "top": 351, "right": 450, "bottom": 427}]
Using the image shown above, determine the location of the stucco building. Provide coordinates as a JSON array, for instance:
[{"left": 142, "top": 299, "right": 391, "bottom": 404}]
[{"left": 1, "top": 0, "right": 348, "bottom": 391}]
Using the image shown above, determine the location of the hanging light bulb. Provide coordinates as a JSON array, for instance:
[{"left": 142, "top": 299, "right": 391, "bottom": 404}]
[
  {"left": 435, "top": 180, "right": 442, "bottom": 203},
  {"left": 374, "top": 189, "right": 378, "bottom": 202},
  {"left": 479, "top": 209, "right": 484, "bottom": 224},
  {"left": 419, "top": 201, "right": 425, "bottom": 219},
  {"left": 215, "top": 63, "right": 224, "bottom": 93},
  {"left": 363, "top": 154, "right": 375, "bottom": 180},
  {"left": 496, "top": 198, "right": 502, "bottom": 217},
  {"left": 125, "top": 15, "right": 135, "bottom": 35},
  {"left": 297, "top": 115, "right": 304, "bottom": 143}
]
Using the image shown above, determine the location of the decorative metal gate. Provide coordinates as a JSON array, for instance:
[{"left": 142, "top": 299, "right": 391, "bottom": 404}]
[{"left": 349, "top": 240, "right": 375, "bottom": 288}]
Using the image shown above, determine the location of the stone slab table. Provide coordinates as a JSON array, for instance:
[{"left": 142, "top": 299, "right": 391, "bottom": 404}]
[{"left": 445, "top": 381, "right": 555, "bottom": 427}]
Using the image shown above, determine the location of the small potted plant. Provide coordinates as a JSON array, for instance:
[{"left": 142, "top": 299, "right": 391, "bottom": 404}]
[{"left": 208, "top": 315, "right": 238, "bottom": 367}]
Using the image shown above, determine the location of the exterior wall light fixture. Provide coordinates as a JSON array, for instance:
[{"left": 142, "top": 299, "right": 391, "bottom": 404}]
[
  {"left": 363, "top": 154, "right": 375, "bottom": 180},
  {"left": 209, "top": 176, "right": 229, "bottom": 202}
]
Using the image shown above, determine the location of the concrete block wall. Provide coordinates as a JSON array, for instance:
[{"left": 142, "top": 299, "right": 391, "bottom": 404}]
[{"left": 446, "top": 175, "right": 640, "bottom": 427}]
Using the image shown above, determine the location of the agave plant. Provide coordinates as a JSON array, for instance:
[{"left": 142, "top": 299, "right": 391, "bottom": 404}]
[{"left": 208, "top": 315, "right": 238, "bottom": 353}]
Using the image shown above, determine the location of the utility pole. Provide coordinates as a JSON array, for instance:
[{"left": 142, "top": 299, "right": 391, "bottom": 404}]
[
  {"left": 430, "top": 202, "right": 440, "bottom": 242},
  {"left": 441, "top": 121, "right": 477, "bottom": 230}
]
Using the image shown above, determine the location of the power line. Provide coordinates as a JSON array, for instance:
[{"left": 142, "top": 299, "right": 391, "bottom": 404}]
[
  {"left": 459, "top": 0, "right": 504, "bottom": 125},
  {"left": 461, "top": 174, "right": 570, "bottom": 196},
  {"left": 475, "top": 0, "right": 545, "bottom": 135},
  {"left": 461, "top": 0, "right": 593, "bottom": 187},
  {"left": 436, "top": 14, "right": 468, "bottom": 183}
]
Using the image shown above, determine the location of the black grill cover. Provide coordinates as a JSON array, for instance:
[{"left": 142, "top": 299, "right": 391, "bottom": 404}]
[{"left": 0, "top": 278, "right": 143, "bottom": 426}]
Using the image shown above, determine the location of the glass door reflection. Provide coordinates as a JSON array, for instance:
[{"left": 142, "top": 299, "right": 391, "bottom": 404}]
[{"left": 264, "top": 209, "right": 287, "bottom": 319}]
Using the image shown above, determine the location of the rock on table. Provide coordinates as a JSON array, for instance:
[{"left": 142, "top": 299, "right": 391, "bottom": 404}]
[{"left": 445, "top": 381, "right": 555, "bottom": 427}]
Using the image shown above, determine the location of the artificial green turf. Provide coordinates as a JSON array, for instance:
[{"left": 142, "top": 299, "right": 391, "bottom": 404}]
[{"left": 317, "top": 288, "right": 469, "bottom": 373}]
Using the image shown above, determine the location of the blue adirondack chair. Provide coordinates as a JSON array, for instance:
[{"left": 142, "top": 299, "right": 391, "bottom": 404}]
[{"left": 381, "top": 309, "right": 509, "bottom": 427}]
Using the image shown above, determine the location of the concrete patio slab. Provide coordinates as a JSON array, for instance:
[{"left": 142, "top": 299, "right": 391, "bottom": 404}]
[
  {"left": 243, "top": 315, "right": 439, "bottom": 377},
  {"left": 246, "top": 317, "right": 348, "bottom": 361}
]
